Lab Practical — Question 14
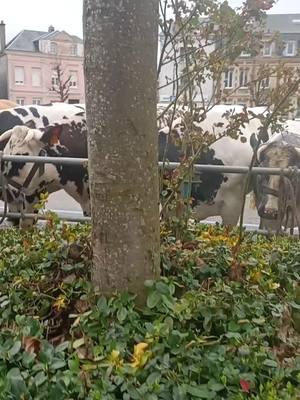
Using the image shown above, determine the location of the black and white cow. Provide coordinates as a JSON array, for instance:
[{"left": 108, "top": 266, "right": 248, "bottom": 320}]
[
  {"left": 0, "top": 103, "right": 86, "bottom": 225},
  {"left": 0, "top": 117, "right": 89, "bottom": 227},
  {"left": 158, "top": 104, "right": 271, "bottom": 225},
  {"left": 0, "top": 102, "right": 85, "bottom": 146},
  {"left": 1, "top": 103, "right": 276, "bottom": 227},
  {"left": 255, "top": 121, "right": 300, "bottom": 230}
]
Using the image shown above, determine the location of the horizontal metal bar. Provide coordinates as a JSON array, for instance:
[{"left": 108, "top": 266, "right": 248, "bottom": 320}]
[
  {"left": 0, "top": 210, "right": 91, "bottom": 223},
  {"left": 1, "top": 155, "right": 88, "bottom": 165},
  {"left": 0, "top": 155, "right": 298, "bottom": 176},
  {"left": 160, "top": 162, "right": 300, "bottom": 176}
]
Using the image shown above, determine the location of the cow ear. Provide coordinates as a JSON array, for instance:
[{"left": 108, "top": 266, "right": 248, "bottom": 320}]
[
  {"left": 41, "top": 125, "right": 63, "bottom": 145},
  {"left": 22, "top": 128, "right": 42, "bottom": 143}
]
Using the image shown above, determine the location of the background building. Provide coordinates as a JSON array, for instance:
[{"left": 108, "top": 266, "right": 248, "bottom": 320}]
[
  {"left": 0, "top": 21, "right": 85, "bottom": 105},
  {"left": 219, "top": 14, "right": 300, "bottom": 118},
  {"left": 158, "top": 21, "right": 215, "bottom": 105}
]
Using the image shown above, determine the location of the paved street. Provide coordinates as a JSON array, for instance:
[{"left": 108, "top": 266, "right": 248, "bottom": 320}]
[{"left": 0, "top": 191, "right": 261, "bottom": 228}]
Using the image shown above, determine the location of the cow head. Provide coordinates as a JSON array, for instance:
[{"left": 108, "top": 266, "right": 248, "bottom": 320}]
[
  {"left": 1, "top": 124, "right": 62, "bottom": 187},
  {"left": 0, "top": 124, "right": 90, "bottom": 224},
  {"left": 256, "top": 141, "right": 300, "bottom": 222},
  {"left": 1, "top": 124, "right": 63, "bottom": 156}
]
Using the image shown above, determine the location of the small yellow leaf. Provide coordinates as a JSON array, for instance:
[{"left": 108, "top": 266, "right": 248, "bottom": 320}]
[
  {"left": 130, "top": 342, "right": 150, "bottom": 369},
  {"left": 53, "top": 295, "right": 68, "bottom": 311},
  {"left": 107, "top": 349, "right": 123, "bottom": 368}
]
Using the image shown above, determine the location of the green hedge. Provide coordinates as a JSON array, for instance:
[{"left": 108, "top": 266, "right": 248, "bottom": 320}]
[{"left": 0, "top": 220, "right": 299, "bottom": 399}]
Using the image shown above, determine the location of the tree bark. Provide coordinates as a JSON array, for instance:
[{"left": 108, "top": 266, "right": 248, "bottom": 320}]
[{"left": 83, "top": 0, "right": 160, "bottom": 302}]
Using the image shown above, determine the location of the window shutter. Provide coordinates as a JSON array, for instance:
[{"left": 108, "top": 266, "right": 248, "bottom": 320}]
[
  {"left": 32, "top": 68, "right": 41, "bottom": 86},
  {"left": 15, "top": 67, "right": 24, "bottom": 84}
]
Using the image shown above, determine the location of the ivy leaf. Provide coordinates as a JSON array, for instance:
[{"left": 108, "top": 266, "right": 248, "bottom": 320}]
[
  {"left": 207, "top": 381, "right": 224, "bottom": 392},
  {"left": 184, "top": 384, "right": 214, "bottom": 398},
  {"left": 117, "top": 307, "right": 127, "bottom": 322},
  {"left": 34, "top": 371, "right": 47, "bottom": 387},
  {"left": 8, "top": 341, "right": 22, "bottom": 358},
  {"left": 7, "top": 368, "right": 28, "bottom": 398},
  {"left": 262, "top": 359, "right": 278, "bottom": 368},
  {"left": 51, "top": 360, "right": 66, "bottom": 370},
  {"left": 147, "top": 291, "right": 161, "bottom": 309}
]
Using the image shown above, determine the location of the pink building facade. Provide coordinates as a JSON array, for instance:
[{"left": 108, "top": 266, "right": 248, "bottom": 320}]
[{"left": 0, "top": 23, "right": 85, "bottom": 105}]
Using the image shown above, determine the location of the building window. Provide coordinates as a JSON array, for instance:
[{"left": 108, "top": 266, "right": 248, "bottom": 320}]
[
  {"left": 70, "top": 45, "right": 77, "bottom": 56},
  {"left": 224, "top": 70, "right": 233, "bottom": 88},
  {"left": 263, "top": 42, "right": 272, "bottom": 56},
  {"left": 16, "top": 98, "right": 25, "bottom": 105},
  {"left": 32, "top": 98, "right": 42, "bottom": 105},
  {"left": 239, "top": 69, "right": 248, "bottom": 88},
  {"left": 50, "top": 42, "right": 57, "bottom": 54},
  {"left": 32, "top": 68, "right": 41, "bottom": 87},
  {"left": 284, "top": 41, "right": 296, "bottom": 56},
  {"left": 69, "top": 71, "right": 78, "bottom": 88},
  {"left": 51, "top": 70, "right": 59, "bottom": 86},
  {"left": 261, "top": 77, "right": 270, "bottom": 88},
  {"left": 15, "top": 66, "right": 24, "bottom": 85},
  {"left": 240, "top": 51, "right": 251, "bottom": 57}
]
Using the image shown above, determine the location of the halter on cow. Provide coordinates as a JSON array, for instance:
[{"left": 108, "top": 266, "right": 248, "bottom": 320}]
[{"left": 255, "top": 127, "right": 300, "bottom": 234}]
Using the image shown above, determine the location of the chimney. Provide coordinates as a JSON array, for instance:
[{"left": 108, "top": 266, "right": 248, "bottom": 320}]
[
  {"left": 48, "top": 25, "right": 55, "bottom": 33},
  {"left": 0, "top": 21, "right": 5, "bottom": 53}
]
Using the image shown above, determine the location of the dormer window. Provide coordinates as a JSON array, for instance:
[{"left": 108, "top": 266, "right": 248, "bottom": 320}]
[
  {"left": 50, "top": 42, "right": 57, "bottom": 54},
  {"left": 263, "top": 42, "right": 272, "bottom": 57},
  {"left": 284, "top": 41, "right": 296, "bottom": 57},
  {"left": 71, "top": 45, "right": 77, "bottom": 56}
]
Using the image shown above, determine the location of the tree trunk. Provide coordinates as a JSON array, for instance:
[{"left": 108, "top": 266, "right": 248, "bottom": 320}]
[{"left": 83, "top": 0, "right": 160, "bottom": 302}]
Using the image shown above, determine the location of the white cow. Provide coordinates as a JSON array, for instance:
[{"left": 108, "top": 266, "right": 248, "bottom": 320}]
[{"left": 158, "top": 104, "right": 270, "bottom": 225}]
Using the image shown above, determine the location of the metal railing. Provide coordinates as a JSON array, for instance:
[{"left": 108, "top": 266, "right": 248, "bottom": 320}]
[
  {"left": 0, "top": 154, "right": 299, "bottom": 176},
  {"left": 0, "top": 153, "right": 299, "bottom": 226}
]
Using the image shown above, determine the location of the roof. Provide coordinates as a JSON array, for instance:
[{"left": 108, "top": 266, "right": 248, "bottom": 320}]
[
  {"left": 5, "top": 29, "right": 83, "bottom": 52},
  {"left": 6, "top": 30, "right": 47, "bottom": 51},
  {"left": 265, "top": 14, "right": 300, "bottom": 34}
]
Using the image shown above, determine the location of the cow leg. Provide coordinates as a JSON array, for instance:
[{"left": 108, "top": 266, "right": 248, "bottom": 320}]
[
  {"left": 62, "top": 182, "right": 90, "bottom": 217},
  {"left": 259, "top": 218, "right": 279, "bottom": 232},
  {"left": 220, "top": 193, "right": 244, "bottom": 227},
  {"left": 220, "top": 206, "right": 241, "bottom": 227},
  {"left": 192, "top": 203, "right": 222, "bottom": 222},
  {"left": 7, "top": 196, "right": 39, "bottom": 228},
  {"left": 6, "top": 202, "right": 21, "bottom": 226}
]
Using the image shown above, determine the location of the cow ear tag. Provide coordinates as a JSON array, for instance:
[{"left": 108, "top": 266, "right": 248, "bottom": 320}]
[{"left": 50, "top": 126, "right": 62, "bottom": 145}]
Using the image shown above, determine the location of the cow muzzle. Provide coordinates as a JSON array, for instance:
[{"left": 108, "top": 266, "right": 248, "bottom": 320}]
[{"left": 258, "top": 205, "right": 278, "bottom": 220}]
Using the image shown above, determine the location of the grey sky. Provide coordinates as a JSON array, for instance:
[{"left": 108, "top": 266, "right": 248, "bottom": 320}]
[{"left": 2, "top": 0, "right": 300, "bottom": 42}]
